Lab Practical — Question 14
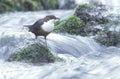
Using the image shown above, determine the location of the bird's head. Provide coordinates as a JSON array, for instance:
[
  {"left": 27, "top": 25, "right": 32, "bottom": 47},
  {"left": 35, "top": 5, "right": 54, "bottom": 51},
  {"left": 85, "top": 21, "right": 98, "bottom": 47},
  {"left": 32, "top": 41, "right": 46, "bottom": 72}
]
[{"left": 44, "top": 15, "right": 60, "bottom": 21}]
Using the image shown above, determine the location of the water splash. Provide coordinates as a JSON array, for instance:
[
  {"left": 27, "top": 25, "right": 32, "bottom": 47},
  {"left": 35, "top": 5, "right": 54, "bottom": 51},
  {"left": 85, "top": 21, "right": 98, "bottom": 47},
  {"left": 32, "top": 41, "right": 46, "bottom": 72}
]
[{"left": 47, "top": 33, "right": 102, "bottom": 57}]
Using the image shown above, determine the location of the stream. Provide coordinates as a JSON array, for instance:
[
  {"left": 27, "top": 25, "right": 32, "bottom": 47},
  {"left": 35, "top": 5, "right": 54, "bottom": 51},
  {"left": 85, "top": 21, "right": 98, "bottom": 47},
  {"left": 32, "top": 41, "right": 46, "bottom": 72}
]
[{"left": 0, "top": 1, "right": 120, "bottom": 79}]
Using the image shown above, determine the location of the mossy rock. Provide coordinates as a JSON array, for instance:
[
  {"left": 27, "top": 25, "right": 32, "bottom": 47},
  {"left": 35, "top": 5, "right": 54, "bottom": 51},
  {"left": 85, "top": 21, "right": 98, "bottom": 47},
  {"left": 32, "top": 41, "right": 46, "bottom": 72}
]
[
  {"left": 8, "top": 43, "right": 63, "bottom": 63},
  {"left": 94, "top": 30, "right": 120, "bottom": 46},
  {"left": 74, "top": 3, "right": 109, "bottom": 25},
  {"left": 55, "top": 16, "right": 86, "bottom": 35}
]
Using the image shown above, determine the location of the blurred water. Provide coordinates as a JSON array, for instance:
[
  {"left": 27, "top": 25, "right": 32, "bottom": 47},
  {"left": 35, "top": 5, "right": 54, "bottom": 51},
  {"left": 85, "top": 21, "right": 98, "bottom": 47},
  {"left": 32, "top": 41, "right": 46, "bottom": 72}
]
[{"left": 0, "top": 4, "right": 120, "bottom": 79}]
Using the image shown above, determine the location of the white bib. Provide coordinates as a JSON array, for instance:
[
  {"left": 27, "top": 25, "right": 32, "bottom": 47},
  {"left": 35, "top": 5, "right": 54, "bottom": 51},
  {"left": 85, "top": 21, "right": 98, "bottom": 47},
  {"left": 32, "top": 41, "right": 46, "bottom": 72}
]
[{"left": 41, "top": 19, "right": 55, "bottom": 32}]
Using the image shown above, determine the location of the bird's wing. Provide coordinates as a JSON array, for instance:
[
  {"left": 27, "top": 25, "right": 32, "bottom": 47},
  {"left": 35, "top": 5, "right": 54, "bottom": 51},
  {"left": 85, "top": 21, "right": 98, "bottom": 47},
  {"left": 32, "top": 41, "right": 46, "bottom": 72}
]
[{"left": 33, "top": 19, "right": 44, "bottom": 30}]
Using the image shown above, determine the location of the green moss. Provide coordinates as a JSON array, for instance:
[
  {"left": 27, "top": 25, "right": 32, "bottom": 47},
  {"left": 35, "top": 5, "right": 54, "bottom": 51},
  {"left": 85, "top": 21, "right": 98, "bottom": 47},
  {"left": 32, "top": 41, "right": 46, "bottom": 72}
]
[
  {"left": 55, "top": 16, "right": 86, "bottom": 35},
  {"left": 40, "top": 0, "right": 58, "bottom": 9},
  {"left": 14, "top": 0, "right": 43, "bottom": 11},
  {"left": 24, "top": 0, "right": 43, "bottom": 11},
  {"left": 8, "top": 43, "right": 63, "bottom": 63},
  {"left": 0, "top": 0, "right": 13, "bottom": 13},
  {"left": 0, "top": 0, "right": 58, "bottom": 13}
]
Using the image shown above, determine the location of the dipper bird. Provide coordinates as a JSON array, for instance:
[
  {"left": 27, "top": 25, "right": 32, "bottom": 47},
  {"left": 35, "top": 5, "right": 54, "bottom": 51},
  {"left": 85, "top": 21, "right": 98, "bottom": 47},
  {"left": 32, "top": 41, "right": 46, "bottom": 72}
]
[{"left": 25, "top": 15, "right": 59, "bottom": 45}]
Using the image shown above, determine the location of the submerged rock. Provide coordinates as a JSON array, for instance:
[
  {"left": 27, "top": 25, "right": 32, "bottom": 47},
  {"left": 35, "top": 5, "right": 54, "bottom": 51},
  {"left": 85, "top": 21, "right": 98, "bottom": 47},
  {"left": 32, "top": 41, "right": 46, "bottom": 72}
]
[{"left": 8, "top": 43, "right": 63, "bottom": 63}]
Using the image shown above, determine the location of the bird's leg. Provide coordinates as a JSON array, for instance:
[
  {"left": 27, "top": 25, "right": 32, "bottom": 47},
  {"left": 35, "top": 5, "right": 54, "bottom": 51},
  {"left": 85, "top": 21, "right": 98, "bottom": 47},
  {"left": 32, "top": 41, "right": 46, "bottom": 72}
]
[
  {"left": 34, "top": 35, "right": 38, "bottom": 44},
  {"left": 35, "top": 35, "right": 37, "bottom": 39},
  {"left": 45, "top": 36, "right": 47, "bottom": 47},
  {"left": 34, "top": 35, "right": 43, "bottom": 47}
]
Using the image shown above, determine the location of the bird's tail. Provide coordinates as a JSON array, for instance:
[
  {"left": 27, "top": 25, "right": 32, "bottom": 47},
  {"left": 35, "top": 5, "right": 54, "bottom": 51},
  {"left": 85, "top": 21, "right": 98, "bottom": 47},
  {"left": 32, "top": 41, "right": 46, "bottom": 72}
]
[
  {"left": 24, "top": 25, "right": 32, "bottom": 27},
  {"left": 23, "top": 25, "right": 32, "bottom": 31}
]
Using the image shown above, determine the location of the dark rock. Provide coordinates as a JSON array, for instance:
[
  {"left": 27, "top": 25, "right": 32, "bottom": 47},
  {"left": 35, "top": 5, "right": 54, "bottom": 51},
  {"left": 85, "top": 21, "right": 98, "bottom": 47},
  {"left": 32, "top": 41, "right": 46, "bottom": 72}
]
[
  {"left": 74, "top": 3, "right": 109, "bottom": 25},
  {"left": 94, "top": 30, "right": 120, "bottom": 46}
]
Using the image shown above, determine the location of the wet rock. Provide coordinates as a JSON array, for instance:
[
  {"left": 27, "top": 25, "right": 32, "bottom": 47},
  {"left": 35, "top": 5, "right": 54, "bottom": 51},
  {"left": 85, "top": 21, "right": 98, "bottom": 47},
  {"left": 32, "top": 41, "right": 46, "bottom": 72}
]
[
  {"left": 55, "top": 14, "right": 103, "bottom": 36},
  {"left": 94, "top": 30, "right": 120, "bottom": 46},
  {"left": 8, "top": 43, "right": 63, "bottom": 63},
  {"left": 74, "top": 3, "right": 109, "bottom": 25},
  {"left": 55, "top": 2, "right": 110, "bottom": 36}
]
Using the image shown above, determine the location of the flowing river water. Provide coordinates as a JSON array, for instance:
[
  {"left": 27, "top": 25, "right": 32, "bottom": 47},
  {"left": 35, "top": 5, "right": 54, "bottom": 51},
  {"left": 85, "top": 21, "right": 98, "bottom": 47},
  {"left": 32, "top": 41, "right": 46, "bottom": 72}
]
[{"left": 0, "top": 1, "right": 120, "bottom": 79}]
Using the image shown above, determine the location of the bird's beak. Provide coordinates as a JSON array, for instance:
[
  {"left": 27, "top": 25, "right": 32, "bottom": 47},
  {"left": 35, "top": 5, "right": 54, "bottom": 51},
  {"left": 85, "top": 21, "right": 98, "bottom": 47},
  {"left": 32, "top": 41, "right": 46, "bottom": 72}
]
[{"left": 56, "top": 17, "right": 60, "bottom": 20}]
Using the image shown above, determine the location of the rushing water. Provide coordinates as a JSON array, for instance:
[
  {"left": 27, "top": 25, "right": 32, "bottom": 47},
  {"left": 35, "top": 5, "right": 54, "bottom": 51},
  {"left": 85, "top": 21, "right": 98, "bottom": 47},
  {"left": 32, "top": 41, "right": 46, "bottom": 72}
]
[{"left": 0, "top": 2, "right": 120, "bottom": 79}]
